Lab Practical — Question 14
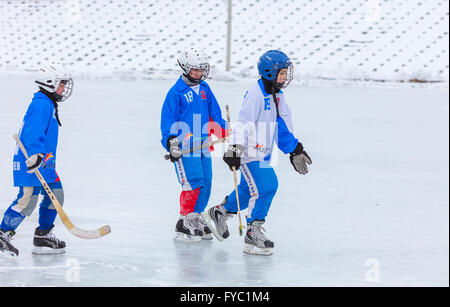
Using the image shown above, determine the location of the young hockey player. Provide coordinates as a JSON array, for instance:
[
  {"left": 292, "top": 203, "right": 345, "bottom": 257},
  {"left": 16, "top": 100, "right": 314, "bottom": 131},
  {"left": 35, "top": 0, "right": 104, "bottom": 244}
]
[
  {"left": 203, "top": 50, "right": 312, "bottom": 255},
  {"left": 0, "top": 63, "right": 73, "bottom": 257},
  {"left": 161, "top": 48, "right": 228, "bottom": 242}
]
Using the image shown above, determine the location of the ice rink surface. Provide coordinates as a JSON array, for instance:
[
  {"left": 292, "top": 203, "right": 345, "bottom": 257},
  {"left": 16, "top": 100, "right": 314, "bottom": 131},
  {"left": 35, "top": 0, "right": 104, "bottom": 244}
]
[{"left": 0, "top": 76, "right": 448, "bottom": 286}]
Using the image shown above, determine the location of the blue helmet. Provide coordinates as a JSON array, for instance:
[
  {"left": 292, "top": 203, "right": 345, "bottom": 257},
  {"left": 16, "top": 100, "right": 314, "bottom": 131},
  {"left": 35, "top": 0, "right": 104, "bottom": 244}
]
[{"left": 257, "top": 50, "right": 294, "bottom": 88}]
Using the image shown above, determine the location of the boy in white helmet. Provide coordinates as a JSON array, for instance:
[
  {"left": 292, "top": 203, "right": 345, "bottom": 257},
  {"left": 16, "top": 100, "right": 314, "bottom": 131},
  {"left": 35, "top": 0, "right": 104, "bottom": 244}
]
[
  {"left": 0, "top": 63, "right": 73, "bottom": 257},
  {"left": 160, "top": 48, "right": 229, "bottom": 241}
]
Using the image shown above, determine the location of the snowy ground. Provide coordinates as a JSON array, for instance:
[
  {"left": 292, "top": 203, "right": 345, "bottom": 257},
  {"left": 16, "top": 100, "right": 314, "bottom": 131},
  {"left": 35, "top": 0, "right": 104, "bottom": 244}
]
[{"left": 0, "top": 76, "right": 448, "bottom": 287}]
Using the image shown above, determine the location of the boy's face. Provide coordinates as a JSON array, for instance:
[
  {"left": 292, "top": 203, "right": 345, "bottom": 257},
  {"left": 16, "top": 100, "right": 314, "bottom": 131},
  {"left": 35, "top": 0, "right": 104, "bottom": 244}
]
[
  {"left": 189, "top": 68, "right": 203, "bottom": 80},
  {"left": 277, "top": 68, "right": 288, "bottom": 84},
  {"left": 55, "top": 80, "right": 67, "bottom": 95}
]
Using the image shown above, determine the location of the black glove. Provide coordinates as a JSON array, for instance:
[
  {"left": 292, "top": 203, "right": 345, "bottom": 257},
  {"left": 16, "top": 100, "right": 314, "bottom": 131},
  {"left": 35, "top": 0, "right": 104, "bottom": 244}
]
[
  {"left": 223, "top": 144, "right": 244, "bottom": 171},
  {"left": 166, "top": 136, "right": 182, "bottom": 162},
  {"left": 290, "top": 142, "right": 312, "bottom": 175}
]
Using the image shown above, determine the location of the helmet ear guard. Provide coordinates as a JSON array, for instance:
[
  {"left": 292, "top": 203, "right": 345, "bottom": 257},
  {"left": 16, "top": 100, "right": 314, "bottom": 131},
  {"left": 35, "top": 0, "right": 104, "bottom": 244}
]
[{"left": 177, "top": 59, "right": 189, "bottom": 75}]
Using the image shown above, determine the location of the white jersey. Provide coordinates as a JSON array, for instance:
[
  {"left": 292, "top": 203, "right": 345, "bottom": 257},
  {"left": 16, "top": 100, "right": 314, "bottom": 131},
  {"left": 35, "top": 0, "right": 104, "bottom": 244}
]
[{"left": 230, "top": 79, "right": 298, "bottom": 164}]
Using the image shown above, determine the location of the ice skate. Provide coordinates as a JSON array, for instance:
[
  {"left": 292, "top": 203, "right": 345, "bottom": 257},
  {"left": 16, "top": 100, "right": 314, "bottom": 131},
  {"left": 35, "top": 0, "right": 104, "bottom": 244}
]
[
  {"left": 194, "top": 214, "right": 213, "bottom": 240},
  {"left": 174, "top": 213, "right": 204, "bottom": 242},
  {"left": 32, "top": 225, "right": 66, "bottom": 255},
  {"left": 201, "top": 198, "right": 234, "bottom": 241},
  {"left": 243, "top": 220, "right": 274, "bottom": 256},
  {"left": 0, "top": 229, "right": 19, "bottom": 258}
]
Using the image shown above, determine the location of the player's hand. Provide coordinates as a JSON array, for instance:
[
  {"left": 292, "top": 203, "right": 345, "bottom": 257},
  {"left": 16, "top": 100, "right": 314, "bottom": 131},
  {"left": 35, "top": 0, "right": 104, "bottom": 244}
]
[
  {"left": 290, "top": 142, "right": 312, "bottom": 175},
  {"left": 26, "top": 153, "right": 44, "bottom": 173},
  {"left": 166, "top": 136, "right": 182, "bottom": 162},
  {"left": 223, "top": 144, "right": 244, "bottom": 171}
]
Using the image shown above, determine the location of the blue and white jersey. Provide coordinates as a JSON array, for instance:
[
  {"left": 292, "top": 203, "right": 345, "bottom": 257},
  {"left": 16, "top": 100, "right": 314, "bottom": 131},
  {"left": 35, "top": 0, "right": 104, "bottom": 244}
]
[
  {"left": 13, "top": 91, "right": 60, "bottom": 187},
  {"left": 231, "top": 79, "right": 298, "bottom": 164},
  {"left": 160, "top": 76, "right": 227, "bottom": 153}
]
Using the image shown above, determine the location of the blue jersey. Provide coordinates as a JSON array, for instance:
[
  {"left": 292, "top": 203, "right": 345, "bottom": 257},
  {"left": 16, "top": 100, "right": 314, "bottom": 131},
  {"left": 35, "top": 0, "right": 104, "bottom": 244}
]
[
  {"left": 13, "top": 91, "right": 60, "bottom": 187},
  {"left": 160, "top": 76, "right": 227, "bottom": 152}
]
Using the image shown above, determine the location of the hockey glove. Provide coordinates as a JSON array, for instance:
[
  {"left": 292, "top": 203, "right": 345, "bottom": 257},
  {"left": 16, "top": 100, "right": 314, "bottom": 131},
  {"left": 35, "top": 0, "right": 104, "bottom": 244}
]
[
  {"left": 26, "top": 153, "right": 44, "bottom": 173},
  {"left": 290, "top": 142, "right": 312, "bottom": 175},
  {"left": 223, "top": 144, "right": 244, "bottom": 171},
  {"left": 166, "top": 136, "right": 182, "bottom": 162}
]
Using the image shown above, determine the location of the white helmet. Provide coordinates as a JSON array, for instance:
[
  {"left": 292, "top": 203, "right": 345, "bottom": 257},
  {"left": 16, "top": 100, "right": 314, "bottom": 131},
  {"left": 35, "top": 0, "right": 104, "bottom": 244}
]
[
  {"left": 177, "top": 47, "right": 210, "bottom": 83},
  {"left": 35, "top": 63, "right": 73, "bottom": 102}
]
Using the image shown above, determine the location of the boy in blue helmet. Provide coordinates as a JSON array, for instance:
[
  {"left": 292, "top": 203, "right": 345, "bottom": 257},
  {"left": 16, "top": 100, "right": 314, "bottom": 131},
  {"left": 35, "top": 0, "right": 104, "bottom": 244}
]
[
  {"left": 0, "top": 63, "right": 72, "bottom": 258},
  {"left": 161, "top": 47, "right": 229, "bottom": 242},
  {"left": 202, "top": 50, "right": 312, "bottom": 255}
]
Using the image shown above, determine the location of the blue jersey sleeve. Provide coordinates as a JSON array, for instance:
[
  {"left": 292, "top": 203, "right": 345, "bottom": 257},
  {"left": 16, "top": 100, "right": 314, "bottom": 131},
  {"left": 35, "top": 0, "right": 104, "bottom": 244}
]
[
  {"left": 21, "top": 98, "right": 53, "bottom": 157},
  {"left": 276, "top": 116, "right": 298, "bottom": 154},
  {"left": 160, "top": 88, "right": 181, "bottom": 151}
]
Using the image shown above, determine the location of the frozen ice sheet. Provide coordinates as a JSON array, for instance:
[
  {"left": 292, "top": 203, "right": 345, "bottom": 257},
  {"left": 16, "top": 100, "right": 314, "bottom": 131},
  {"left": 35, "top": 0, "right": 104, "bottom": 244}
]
[{"left": 0, "top": 77, "right": 448, "bottom": 286}]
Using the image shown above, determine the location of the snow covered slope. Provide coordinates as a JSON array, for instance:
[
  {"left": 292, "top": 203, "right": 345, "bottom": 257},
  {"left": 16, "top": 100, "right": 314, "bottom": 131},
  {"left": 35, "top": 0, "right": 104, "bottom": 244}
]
[{"left": 0, "top": 0, "right": 448, "bottom": 82}]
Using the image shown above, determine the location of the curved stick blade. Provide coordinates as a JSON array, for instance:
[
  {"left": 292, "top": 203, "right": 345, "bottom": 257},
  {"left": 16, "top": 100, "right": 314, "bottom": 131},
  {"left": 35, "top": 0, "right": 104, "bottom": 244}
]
[{"left": 70, "top": 225, "right": 112, "bottom": 240}]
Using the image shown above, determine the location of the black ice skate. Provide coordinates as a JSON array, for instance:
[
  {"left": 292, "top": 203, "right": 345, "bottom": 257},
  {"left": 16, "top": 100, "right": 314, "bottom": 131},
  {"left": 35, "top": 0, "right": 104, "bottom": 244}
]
[
  {"left": 243, "top": 220, "right": 274, "bottom": 256},
  {"left": 0, "top": 229, "right": 19, "bottom": 258},
  {"left": 33, "top": 225, "right": 66, "bottom": 255},
  {"left": 201, "top": 198, "right": 234, "bottom": 241},
  {"left": 174, "top": 213, "right": 204, "bottom": 242}
]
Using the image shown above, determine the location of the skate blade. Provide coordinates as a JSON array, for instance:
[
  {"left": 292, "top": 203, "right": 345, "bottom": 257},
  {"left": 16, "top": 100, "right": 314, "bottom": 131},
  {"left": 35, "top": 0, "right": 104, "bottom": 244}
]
[
  {"left": 200, "top": 212, "right": 224, "bottom": 242},
  {"left": 174, "top": 232, "right": 202, "bottom": 242},
  {"left": 201, "top": 233, "right": 214, "bottom": 240},
  {"left": 32, "top": 246, "right": 66, "bottom": 255},
  {"left": 243, "top": 243, "right": 273, "bottom": 256},
  {"left": 0, "top": 250, "right": 18, "bottom": 258}
]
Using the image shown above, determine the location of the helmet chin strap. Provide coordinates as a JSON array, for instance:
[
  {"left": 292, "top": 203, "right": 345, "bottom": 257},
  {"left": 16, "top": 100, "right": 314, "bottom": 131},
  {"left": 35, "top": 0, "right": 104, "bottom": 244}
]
[
  {"left": 273, "top": 81, "right": 284, "bottom": 89},
  {"left": 53, "top": 93, "right": 63, "bottom": 102}
]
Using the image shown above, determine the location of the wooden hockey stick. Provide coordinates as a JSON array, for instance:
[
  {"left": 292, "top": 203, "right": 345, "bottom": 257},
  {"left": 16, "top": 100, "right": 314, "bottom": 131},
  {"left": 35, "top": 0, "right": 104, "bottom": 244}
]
[
  {"left": 164, "top": 136, "right": 229, "bottom": 160},
  {"left": 13, "top": 134, "right": 111, "bottom": 240},
  {"left": 225, "top": 105, "right": 244, "bottom": 236}
]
